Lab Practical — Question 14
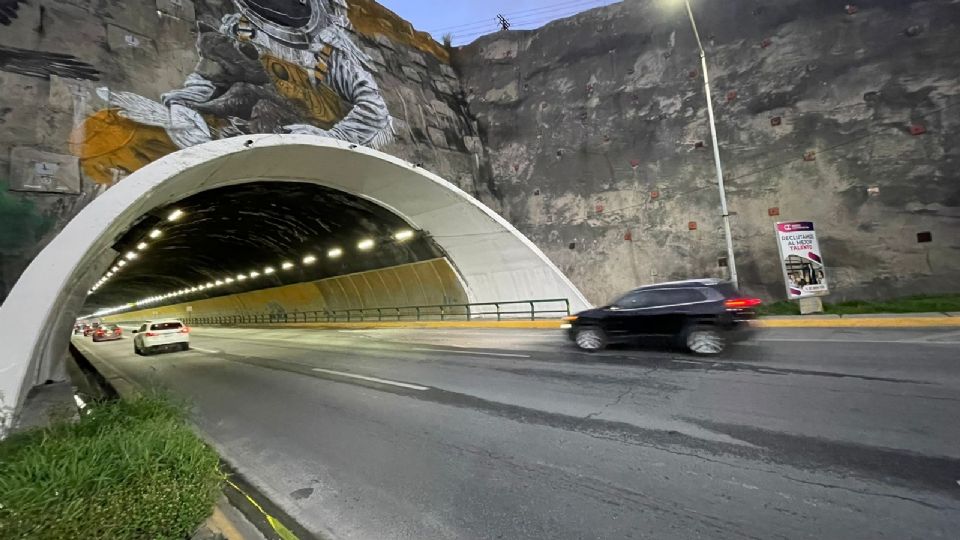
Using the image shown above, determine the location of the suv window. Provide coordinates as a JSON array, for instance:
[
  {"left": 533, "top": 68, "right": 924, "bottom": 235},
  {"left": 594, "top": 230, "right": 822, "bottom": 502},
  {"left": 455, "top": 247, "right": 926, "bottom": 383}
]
[
  {"left": 150, "top": 322, "right": 183, "bottom": 331},
  {"left": 613, "top": 291, "right": 646, "bottom": 308},
  {"left": 663, "top": 288, "right": 708, "bottom": 304},
  {"left": 615, "top": 290, "right": 671, "bottom": 308},
  {"left": 615, "top": 288, "right": 709, "bottom": 309}
]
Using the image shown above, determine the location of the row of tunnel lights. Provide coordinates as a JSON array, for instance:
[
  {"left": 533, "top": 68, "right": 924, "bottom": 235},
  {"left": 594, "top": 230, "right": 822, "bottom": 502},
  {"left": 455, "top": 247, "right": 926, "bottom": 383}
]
[
  {"left": 89, "top": 228, "right": 418, "bottom": 317},
  {"left": 88, "top": 209, "right": 185, "bottom": 296}
]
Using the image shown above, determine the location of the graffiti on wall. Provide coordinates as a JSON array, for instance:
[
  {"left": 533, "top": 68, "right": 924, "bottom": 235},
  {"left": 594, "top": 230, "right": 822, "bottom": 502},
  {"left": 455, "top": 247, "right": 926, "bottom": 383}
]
[
  {"left": 71, "top": 0, "right": 394, "bottom": 184},
  {"left": 0, "top": 46, "right": 100, "bottom": 81}
]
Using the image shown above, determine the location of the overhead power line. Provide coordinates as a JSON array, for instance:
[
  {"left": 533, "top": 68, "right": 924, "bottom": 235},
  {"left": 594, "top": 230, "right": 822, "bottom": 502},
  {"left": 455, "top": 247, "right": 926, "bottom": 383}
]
[
  {"left": 432, "top": 0, "right": 615, "bottom": 42},
  {"left": 427, "top": 0, "right": 608, "bottom": 33},
  {"left": 447, "top": 1, "right": 613, "bottom": 43}
]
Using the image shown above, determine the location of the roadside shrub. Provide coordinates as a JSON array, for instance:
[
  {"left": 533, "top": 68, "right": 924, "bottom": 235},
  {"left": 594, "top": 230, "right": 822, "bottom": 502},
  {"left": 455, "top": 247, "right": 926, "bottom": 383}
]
[{"left": 0, "top": 396, "right": 223, "bottom": 539}]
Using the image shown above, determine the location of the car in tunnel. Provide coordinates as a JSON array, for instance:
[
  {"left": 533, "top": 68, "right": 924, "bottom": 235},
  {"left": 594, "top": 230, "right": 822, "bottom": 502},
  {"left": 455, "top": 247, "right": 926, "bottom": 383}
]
[
  {"left": 133, "top": 319, "right": 190, "bottom": 355},
  {"left": 562, "top": 279, "right": 760, "bottom": 354},
  {"left": 92, "top": 324, "right": 123, "bottom": 342}
]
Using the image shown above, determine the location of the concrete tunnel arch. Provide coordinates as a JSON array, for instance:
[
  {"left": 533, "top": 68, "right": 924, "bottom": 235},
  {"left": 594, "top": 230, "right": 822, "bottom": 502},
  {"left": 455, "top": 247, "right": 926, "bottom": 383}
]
[{"left": 0, "top": 134, "right": 590, "bottom": 422}]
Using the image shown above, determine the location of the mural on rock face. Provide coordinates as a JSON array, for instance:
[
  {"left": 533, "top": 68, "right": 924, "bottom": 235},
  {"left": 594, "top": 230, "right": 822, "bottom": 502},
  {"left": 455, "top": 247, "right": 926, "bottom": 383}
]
[{"left": 70, "top": 0, "right": 394, "bottom": 184}]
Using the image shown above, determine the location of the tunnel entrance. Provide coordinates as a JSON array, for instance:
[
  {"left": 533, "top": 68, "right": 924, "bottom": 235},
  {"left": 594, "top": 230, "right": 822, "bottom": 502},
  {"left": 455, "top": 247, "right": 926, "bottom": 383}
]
[
  {"left": 0, "top": 134, "right": 589, "bottom": 428},
  {"left": 81, "top": 181, "right": 467, "bottom": 319}
]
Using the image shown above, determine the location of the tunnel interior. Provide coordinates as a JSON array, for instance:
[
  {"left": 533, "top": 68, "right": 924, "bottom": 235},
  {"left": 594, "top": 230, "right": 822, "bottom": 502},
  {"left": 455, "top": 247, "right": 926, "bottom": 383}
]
[{"left": 82, "top": 181, "right": 450, "bottom": 316}]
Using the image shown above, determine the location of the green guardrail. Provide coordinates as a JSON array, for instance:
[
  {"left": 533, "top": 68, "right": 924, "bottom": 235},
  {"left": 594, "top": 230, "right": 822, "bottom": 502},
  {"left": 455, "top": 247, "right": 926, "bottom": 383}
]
[{"left": 181, "top": 298, "right": 571, "bottom": 326}]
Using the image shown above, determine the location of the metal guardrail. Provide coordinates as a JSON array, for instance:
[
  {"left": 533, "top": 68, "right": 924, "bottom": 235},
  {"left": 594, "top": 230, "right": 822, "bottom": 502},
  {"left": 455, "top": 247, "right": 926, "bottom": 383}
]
[{"left": 182, "top": 298, "right": 570, "bottom": 326}]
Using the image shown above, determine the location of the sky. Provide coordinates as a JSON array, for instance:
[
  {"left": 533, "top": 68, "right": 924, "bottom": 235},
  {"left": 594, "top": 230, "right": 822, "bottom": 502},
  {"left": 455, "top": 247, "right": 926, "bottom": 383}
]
[{"left": 378, "top": 0, "right": 620, "bottom": 45}]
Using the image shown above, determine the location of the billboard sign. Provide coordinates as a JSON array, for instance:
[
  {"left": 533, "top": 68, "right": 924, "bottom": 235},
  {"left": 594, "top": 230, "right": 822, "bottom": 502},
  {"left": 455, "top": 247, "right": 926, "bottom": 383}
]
[{"left": 775, "top": 221, "right": 828, "bottom": 299}]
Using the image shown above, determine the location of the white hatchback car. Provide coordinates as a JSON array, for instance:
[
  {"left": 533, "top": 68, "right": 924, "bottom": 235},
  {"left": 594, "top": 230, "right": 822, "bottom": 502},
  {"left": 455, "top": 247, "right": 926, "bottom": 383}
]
[{"left": 133, "top": 319, "right": 190, "bottom": 355}]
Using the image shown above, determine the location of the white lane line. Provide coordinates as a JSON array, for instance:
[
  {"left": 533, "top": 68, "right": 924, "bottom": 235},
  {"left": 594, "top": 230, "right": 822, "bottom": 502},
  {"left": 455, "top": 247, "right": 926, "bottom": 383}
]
[
  {"left": 310, "top": 368, "right": 429, "bottom": 391},
  {"left": 191, "top": 346, "right": 222, "bottom": 354},
  {"left": 411, "top": 347, "right": 530, "bottom": 358}
]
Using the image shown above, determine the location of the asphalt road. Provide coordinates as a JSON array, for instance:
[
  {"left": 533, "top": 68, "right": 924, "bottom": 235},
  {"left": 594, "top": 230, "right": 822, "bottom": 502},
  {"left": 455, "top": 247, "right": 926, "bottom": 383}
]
[{"left": 74, "top": 326, "right": 960, "bottom": 540}]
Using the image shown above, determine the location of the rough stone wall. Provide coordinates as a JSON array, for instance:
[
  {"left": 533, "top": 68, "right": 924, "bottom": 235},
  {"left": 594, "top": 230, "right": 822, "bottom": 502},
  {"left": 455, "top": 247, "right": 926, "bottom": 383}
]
[
  {"left": 0, "top": 0, "right": 486, "bottom": 301},
  {"left": 453, "top": 0, "right": 960, "bottom": 303}
]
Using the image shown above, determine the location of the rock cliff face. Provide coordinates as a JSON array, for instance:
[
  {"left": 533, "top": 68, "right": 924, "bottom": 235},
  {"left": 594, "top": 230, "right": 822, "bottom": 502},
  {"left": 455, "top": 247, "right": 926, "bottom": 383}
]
[
  {"left": 454, "top": 0, "right": 960, "bottom": 302},
  {"left": 2, "top": 0, "right": 959, "bottom": 305}
]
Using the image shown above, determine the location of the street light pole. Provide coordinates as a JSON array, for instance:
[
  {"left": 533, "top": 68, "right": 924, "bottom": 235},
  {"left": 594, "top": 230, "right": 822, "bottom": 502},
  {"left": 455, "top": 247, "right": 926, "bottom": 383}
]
[{"left": 683, "top": 0, "right": 739, "bottom": 290}]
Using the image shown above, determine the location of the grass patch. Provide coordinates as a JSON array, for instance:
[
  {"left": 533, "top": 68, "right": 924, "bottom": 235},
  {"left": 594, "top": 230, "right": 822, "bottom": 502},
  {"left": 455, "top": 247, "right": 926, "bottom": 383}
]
[
  {"left": 0, "top": 395, "right": 223, "bottom": 540},
  {"left": 759, "top": 293, "right": 960, "bottom": 316}
]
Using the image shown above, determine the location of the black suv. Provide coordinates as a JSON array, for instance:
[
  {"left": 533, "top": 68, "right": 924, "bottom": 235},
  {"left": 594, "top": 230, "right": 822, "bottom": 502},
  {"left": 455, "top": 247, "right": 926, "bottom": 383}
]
[{"left": 563, "top": 279, "right": 760, "bottom": 354}]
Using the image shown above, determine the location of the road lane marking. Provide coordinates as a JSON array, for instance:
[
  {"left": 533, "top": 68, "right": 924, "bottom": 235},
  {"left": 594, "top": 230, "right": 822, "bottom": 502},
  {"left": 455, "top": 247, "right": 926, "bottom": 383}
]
[
  {"left": 191, "top": 346, "right": 222, "bottom": 354},
  {"left": 411, "top": 347, "right": 530, "bottom": 358},
  {"left": 311, "top": 368, "right": 429, "bottom": 391}
]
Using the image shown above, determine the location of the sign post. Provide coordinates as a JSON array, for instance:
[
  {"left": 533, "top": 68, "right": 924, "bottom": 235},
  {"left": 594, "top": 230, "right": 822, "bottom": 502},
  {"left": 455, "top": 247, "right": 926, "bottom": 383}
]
[{"left": 775, "top": 221, "right": 828, "bottom": 310}]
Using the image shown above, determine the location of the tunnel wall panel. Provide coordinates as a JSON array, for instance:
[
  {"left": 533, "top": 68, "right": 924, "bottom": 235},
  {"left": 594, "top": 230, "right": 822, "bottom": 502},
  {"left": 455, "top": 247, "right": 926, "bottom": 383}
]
[{"left": 104, "top": 258, "right": 468, "bottom": 323}]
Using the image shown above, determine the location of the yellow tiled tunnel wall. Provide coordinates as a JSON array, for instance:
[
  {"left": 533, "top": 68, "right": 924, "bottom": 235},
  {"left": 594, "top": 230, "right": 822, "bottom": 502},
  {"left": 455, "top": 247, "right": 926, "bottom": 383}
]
[{"left": 105, "top": 258, "right": 468, "bottom": 322}]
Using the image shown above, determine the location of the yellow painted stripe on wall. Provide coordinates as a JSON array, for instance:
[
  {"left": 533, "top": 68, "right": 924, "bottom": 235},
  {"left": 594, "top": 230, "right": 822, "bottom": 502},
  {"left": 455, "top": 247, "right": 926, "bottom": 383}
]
[{"left": 104, "top": 258, "right": 468, "bottom": 323}]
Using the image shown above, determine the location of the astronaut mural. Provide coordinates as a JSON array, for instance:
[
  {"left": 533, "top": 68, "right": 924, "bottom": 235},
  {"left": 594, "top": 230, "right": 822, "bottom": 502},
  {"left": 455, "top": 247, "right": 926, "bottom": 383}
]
[{"left": 70, "top": 0, "right": 393, "bottom": 184}]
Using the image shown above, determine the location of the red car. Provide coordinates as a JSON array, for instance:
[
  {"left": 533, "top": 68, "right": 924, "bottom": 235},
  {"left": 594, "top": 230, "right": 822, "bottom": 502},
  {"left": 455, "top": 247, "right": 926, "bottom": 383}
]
[
  {"left": 92, "top": 324, "right": 123, "bottom": 342},
  {"left": 82, "top": 324, "right": 96, "bottom": 336}
]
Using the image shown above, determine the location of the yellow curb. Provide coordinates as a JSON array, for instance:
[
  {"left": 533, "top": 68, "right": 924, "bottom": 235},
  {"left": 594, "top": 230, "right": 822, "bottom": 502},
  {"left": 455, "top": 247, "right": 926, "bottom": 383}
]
[
  {"left": 206, "top": 318, "right": 960, "bottom": 331},
  {"left": 225, "top": 479, "right": 299, "bottom": 540},
  {"left": 233, "top": 320, "right": 566, "bottom": 330},
  {"left": 207, "top": 506, "right": 246, "bottom": 540},
  {"left": 754, "top": 317, "right": 960, "bottom": 328}
]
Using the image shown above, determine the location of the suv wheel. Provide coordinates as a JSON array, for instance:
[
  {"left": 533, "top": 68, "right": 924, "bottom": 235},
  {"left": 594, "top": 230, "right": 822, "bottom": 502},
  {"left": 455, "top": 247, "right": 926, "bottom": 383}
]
[
  {"left": 575, "top": 327, "right": 606, "bottom": 352},
  {"left": 685, "top": 326, "right": 725, "bottom": 355}
]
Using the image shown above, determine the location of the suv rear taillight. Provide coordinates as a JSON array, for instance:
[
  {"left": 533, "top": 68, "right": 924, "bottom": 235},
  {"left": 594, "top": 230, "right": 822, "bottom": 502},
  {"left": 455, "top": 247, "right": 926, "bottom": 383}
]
[
  {"left": 725, "top": 297, "right": 762, "bottom": 309},
  {"left": 145, "top": 332, "right": 158, "bottom": 337},
  {"left": 179, "top": 327, "right": 190, "bottom": 334}
]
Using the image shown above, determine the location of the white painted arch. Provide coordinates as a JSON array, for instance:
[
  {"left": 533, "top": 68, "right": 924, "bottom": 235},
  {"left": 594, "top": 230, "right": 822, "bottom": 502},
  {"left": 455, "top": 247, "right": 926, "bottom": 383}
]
[{"left": 0, "top": 134, "right": 589, "bottom": 423}]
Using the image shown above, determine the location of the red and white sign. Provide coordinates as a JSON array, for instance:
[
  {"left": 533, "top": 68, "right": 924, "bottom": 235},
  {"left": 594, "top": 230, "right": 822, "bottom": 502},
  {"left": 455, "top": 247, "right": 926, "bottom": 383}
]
[{"left": 775, "top": 221, "right": 829, "bottom": 299}]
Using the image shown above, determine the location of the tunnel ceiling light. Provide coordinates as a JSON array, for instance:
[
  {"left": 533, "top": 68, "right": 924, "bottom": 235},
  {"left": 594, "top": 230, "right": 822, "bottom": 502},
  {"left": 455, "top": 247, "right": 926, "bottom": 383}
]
[
  {"left": 394, "top": 229, "right": 415, "bottom": 242},
  {"left": 167, "top": 209, "right": 184, "bottom": 221},
  {"left": 281, "top": 261, "right": 294, "bottom": 270},
  {"left": 205, "top": 282, "right": 214, "bottom": 288},
  {"left": 302, "top": 255, "right": 317, "bottom": 265},
  {"left": 111, "top": 265, "right": 119, "bottom": 272},
  {"left": 357, "top": 239, "right": 374, "bottom": 251},
  {"left": 125, "top": 252, "right": 138, "bottom": 260},
  {"left": 327, "top": 247, "right": 343, "bottom": 259},
  {"left": 237, "top": 274, "right": 247, "bottom": 281},
  {"left": 249, "top": 271, "right": 260, "bottom": 278},
  {"left": 136, "top": 242, "right": 148, "bottom": 250},
  {"left": 118, "top": 260, "right": 127, "bottom": 267},
  {"left": 105, "top": 272, "right": 113, "bottom": 278},
  {"left": 215, "top": 279, "right": 224, "bottom": 286},
  {"left": 190, "top": 287, "right": 198, "bottom": 292},
  {"left": 225, "top": 277, "right": 235, "bottom": 283},
  {"left": 264, "top": 266, "right": 275, "bottom": 274},
  {"left": 149, "top": 229, "right": 162, "bottom": 239}
]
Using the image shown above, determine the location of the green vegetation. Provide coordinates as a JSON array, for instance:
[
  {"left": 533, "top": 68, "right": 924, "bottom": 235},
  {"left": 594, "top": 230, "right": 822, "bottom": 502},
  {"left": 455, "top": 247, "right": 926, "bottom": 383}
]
[
  {"left": 759, "top": 294, "right": 960, "bottom": 316},
  {"left": 0, "top": 396, "right": 222, "bottom": 540},
  {"left": 0, "top": 180, "right": 55, "bottom": 253}
]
